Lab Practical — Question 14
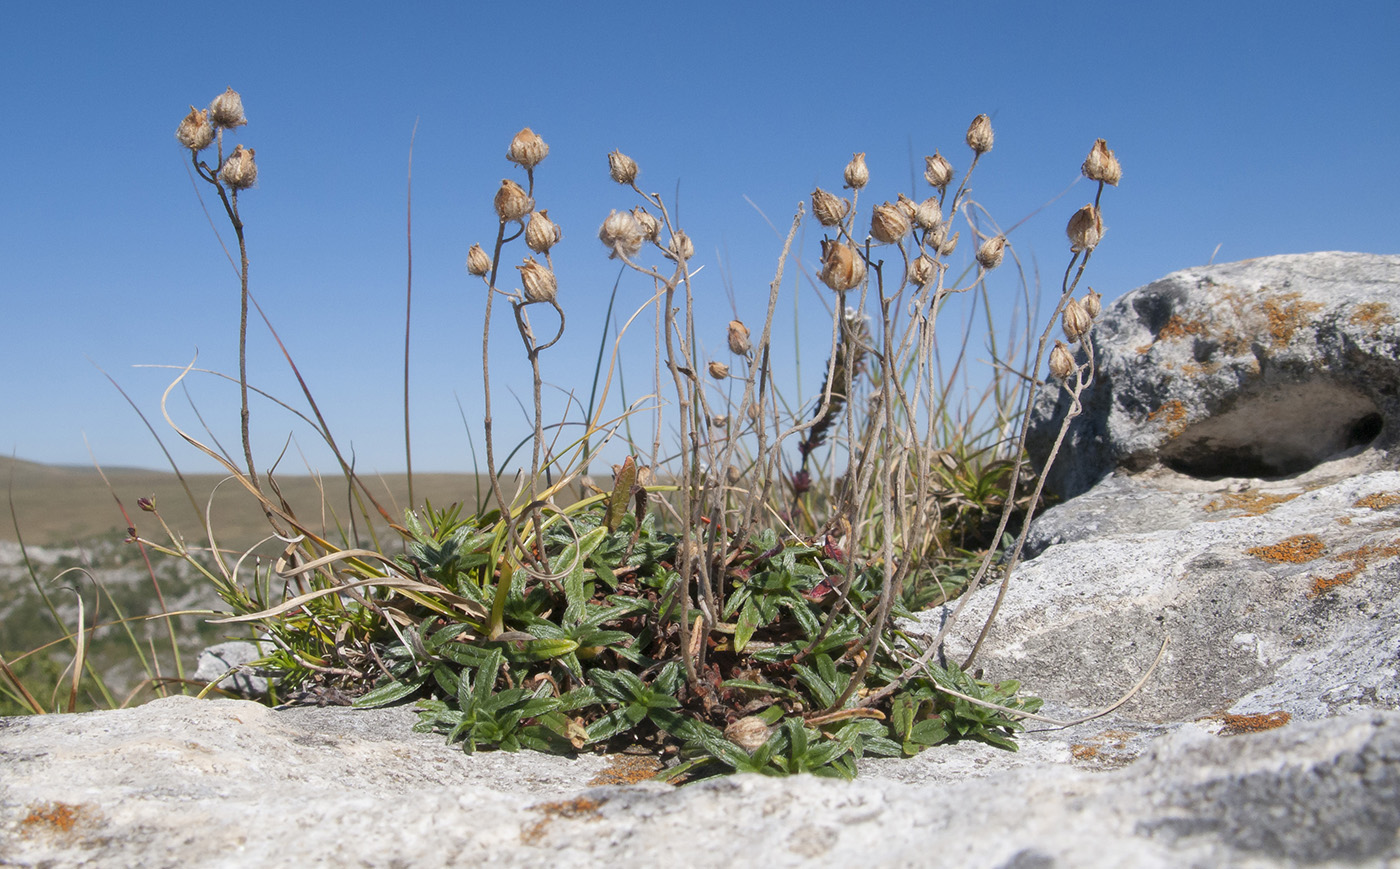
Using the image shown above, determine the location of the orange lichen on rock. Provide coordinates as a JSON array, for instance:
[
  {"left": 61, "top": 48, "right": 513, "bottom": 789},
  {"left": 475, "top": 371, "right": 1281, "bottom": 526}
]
[
  {"left": 1220, "top": 710, "right": 1291, "bottom": 735},
  {"left": 20, "top": 802, "right": 89, "bottom": 837},
  {"left": 1349, "top": 301, "right": 1395, "bottom": 336},
  {"left": 1158, "top": 314, "right": 1208, "bottom": 342},
  {"left": 1146, "top": 400, "right": 1189, "bottom": 436},
  {"left": 1308, "top": 538, "right": 1400, "bottom": 598},
  {"left": 521, "top": 796, "right": 606, "bottom": 845},
  {"left": 588, "top": 753, "right": 665, "bottom": 787},
  {"left": 1205, "top": 490, "right": 1301, "bottom": 517},
  {"left": 1354, "top": 492, "right": 1400, "bottom": 510},
  {"left": 1259, "top": 292, "right": 1323, "bottom": 348},
  {"left": 1069, "top": 729, "right": 1139, "bottom": 768},
  {"left": 1246, "top": 533, "right": 1326, "bottom": 563}
]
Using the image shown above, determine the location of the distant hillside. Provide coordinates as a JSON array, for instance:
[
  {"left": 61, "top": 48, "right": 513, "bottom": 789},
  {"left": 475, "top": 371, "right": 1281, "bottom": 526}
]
[{"left": 1, "top": 456, "right": 492, "bottom": 549}]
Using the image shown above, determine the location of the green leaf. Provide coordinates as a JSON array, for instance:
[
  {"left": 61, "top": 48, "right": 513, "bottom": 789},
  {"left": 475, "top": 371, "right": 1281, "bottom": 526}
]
[
  {"left": 560, "top": 526, "right": 609, "bottom": 623},
  {"left": 352, "top": 676, "right": 424, "bottom": 708},
  {"left": 734, "top": 598, "right": 761, "bottom": 653}
]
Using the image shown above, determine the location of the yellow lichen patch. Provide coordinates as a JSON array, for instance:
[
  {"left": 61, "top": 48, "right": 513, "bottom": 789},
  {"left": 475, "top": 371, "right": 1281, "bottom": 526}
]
[
  {"left": 1246, "top": 533, "right": 1326, "bottom": 563},
  {"left": 588, "top": 753, "right": 665, "bottom": 787},
  {"left": 1349, "top": 301, "right": 1395, "bottom": 337},
  {"left": 1069, "top": 729, "right": 1140, "bottom": 769},
  {"left": 1220, "top": 710, "right": 1291, "bottom": 735},
  {"left": 1308, "top": 538, "right": 1400, "bottom": 598},
  {"left": 521, "top": 796, "right": 606, "bottom": 845},
  {"left": 1260, "top": 293, "right": 1323, "bottom": 348},
  {"left": 1158, "top": 314, "right": 1208, "bottom": 342},
  {"left": 1355, "top": 492, "right": 1400, "bottom": 510},
  {"left": 20, "top": 802, "right": 92, "bottom": 838},
  {"left": 1205, "top": 490, "right": 1301, "bottom": 517},
  {"left": 1146, "top": 400, "right": 1189, "bottom": 436}
]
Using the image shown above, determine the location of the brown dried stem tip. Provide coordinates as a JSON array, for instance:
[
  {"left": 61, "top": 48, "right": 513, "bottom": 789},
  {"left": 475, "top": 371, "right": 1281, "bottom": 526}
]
[
  {"left": 1082, "top": 139, "right": 1121, "bottom": 186},
  {"left": 525, "top": 210, "right": 562, "bottom": 253},
  {"left": 1066, "top": 204, "right": 1104, "bottom": 252},
  {"left": 923, "top": 151, "right": 954, "bottom": 189},
  {"left": 870, "top": 201, "right": 911, "bottom": 244},
  {"left": 219, "top": 145, "right": 257, "bottom": 190},
  {"left": 517, "top": 256, "right": 558, "bottom": 304},
  {"left": 608, "top": 150, "right": 639, "bottom": 185},
  {"left": 494, "top": 179, "right": 534, "bottom": 223},
  {"left": 598, "top": 209, "right": 644, "bottom": 260},
  {"left": 966, "top": 114, "right": 994, "bottom": 155},
  {"left": 843, "top": 152, "right": 870, "bottom": 190},
  {"left": 176, "top": 106, "right": 215, "bottom": 152},
  {"left": 467, "top": 243, "right": 491, "bottom": 277},
  {"left": 976, "top": 235, "right": 1006, "bottom": 270},
  {"left": 819, "top": 239, "right": 866, "bottom": 291},
  {"left": 1049, "top": 341, "right": 1075, "bottom": 381},
  {"left": 507, "top": 128, "right": 549, "bottom": 170},
  {"left": 209, "top": 87, "right": 247, "bottom": 129},
  {"left": 811, "top": 188, "right": 850, "bottom": 227}
]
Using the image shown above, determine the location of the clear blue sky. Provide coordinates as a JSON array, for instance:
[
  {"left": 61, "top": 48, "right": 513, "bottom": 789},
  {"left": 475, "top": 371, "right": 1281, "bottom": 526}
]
[{"left": 3, "top": 1, "right": 1397, "bottom": 475}]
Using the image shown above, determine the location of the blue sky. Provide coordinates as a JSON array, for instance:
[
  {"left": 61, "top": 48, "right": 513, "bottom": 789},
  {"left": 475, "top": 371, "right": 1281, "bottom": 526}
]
[{"left": 3, "top": 2, "right": 1397, "bottom": 476}]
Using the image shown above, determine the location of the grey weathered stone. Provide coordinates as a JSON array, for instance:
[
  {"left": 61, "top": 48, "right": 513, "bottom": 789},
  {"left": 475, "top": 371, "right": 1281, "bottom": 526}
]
[
  {"left": 194, "top": 640, "right": 275, "bottom": 697},
  {"left": 2, "top": 696, "right": 1397, "bottom": 867},
  {"left": 929, "top": 464, "right": 1400, "bottom": 725},
  {"left": 1029, "top": 252, "right": 1400, "bottom": 501}
]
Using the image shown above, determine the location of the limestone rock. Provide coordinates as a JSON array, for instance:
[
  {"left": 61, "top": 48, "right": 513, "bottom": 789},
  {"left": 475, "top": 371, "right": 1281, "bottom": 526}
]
[
  {"left": 1030, "top": 252, "right": 1400, "bottom": 501},
  {"left": 2, "top": 696, "right": 1397, "bottom": 867}
]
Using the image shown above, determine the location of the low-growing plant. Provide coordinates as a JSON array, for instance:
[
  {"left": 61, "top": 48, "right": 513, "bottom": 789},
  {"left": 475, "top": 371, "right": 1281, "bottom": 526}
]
[{"left": 11, "top": 91, "right": 1128, "bottom": 781}]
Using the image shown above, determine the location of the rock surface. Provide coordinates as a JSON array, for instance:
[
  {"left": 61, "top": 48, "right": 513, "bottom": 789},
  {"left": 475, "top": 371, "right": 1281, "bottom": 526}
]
[
  {"left": 1029, "top": 252, "right": 1400, "bottom": 501},
  {"left": 2, "top": 696, "right": 1397, "bottom": 867}
]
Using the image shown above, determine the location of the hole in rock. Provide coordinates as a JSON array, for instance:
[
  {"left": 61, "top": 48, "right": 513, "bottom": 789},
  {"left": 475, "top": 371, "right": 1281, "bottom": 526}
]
[{"left": 1160, "top": 382, "right": 1382, "bottom": 479}]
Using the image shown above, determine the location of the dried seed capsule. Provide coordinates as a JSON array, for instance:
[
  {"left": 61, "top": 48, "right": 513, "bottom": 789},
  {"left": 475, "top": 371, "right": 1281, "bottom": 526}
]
[
  {"left": 870, "top": 201, "right": 911, "bottom": 244},
  {"left": 710, "top": 414, "right": 729, "bottom": 428},
  {"left": 912, "top": 197, "right": 942, "bottom": 231},
  {"left": 966, "top": 114, "right": 994, "bottom": 155},
  {"left": 896, "top": 193, "right": 918, "bottom": 219},
  {"left": 494, "top": 178, "right": 533, "bottom": 223},
  {"left": 631, "top": 206, "right": 661, "bottom": 241},
  {"left": 517, "top": 256, "right": 557, "bottom": 304},
  {"left": 1049, "top": 341, "right": 1075, "bottom": 380},
  {"left": 1066, "top": 204, "right": 1104, "bottom": 252},
  {"left": 608, "top": 150, "right": 639, "bottom": 184},
  {"left": 175, "top": 106, "right": 214, "bottom": 152},
  {"left": 923, "top": 151, "right": 954, "bottom": 189},
  {"left": 727, "top": 319, "right": 751, "bottom": 355},
  {"left": 708, "top": 361, "right": 730, "bottom": 380},
  {"left": 976, "top": 235, "right": 1006, "bottom": 270},
  {"left": 811, "top": 187, "right": 850, "bottom": 227},
  {"left": 219, "top": 145, "right": 257, "bottom": 189},
  {"left": 1062, "top": 297, "right": 1093, "bottom": 342},
  {"left": 1082, "top": 138, "right": 1121, "bottom": 186},
  {"left": 819, "top": 239, "right": 866, "bottom": 291},
  {"left": 667, "top": 229, "right": 694, "bottom": 261},
  {"left": 525, "top": 210, "right": 561, "bottom": 253},
  {"left": 466, "top": 243, "right": 491, "bottom": 276},
  {"left": 1082, "top": 288, "right": 1103, "bottom": 319},
  {"left": 724, "top": 716, "right": 772, "bottom": 753},
  {"left": 938, "top": 230, "right": 959, "bottom": 257},
  {"left": 598, "top": 209, "right": 644, "bottom": 259},
  {"left": 843, "top": 152, "right": 869, "bottom": 190},
  {"left": 506, "top": 127, "right": 549, "bottom": 170},
  {"left": 908, "top": 254, "right": 936, "bottom": 287},
  {"left": 208, "top": 87, "right": 247, "bottom": 129}
]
